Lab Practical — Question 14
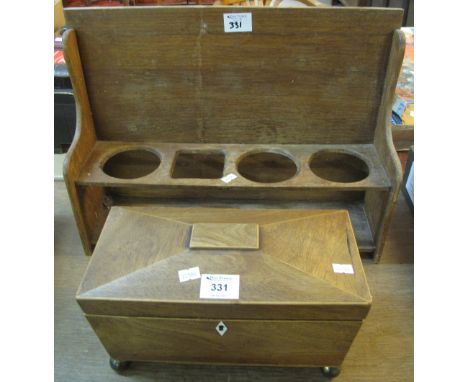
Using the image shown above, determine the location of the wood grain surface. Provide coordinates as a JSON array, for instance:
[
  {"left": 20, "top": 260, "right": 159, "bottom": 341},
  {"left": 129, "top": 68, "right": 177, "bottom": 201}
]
[
  {"left": 190, "top": 223, "right": 259, "bottom": 249},
  {"left": 55, "top": 181, "right": 413, "bottom": 381},
  {"left": 62, "top": 29, "right": 108, "bottom": 256},
  {"left": 86, "top": 315, "right": 361, "bottom": 366},
  {"left": 64, "top": 7, "right": 402, "bottom": 144},
  {"left": 368, "top": 29, "right": 406, "bottom": 263}
]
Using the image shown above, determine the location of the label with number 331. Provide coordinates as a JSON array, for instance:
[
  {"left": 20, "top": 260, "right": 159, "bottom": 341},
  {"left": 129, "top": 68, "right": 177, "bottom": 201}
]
[
  {"left": 200, "top": 274, "right": 240, "bottom": 299},
  {"left": 223, "top": 13, "right": 253, "bottom": 33}
]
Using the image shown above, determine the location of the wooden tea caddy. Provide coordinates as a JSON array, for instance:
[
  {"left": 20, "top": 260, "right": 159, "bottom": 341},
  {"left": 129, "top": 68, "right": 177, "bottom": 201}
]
[
  {"left": 77, "top": 206, "right": 371, "bottom": 377},
  {"left": 63, "top": 5, "right": 405, "bottom": 377}
]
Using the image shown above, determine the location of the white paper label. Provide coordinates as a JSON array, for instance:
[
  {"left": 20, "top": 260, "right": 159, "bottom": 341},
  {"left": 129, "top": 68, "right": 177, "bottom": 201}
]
[
  {"left": 200, "top": 274, "right": 240, "bottom": 299},
  {"left": 223, "top": 13, "right": 252, "bottom": 33},
  {"left": 332, "top": 263, "right": 354, "bottom": 274},
  {"left": 178, "top": 266, "right": 201, "bottom": 283},
  {"left": 221, "top": 173, "right": 238, "bottom": 183},
  {"left": 406, "top": 163, "right": 414, "bottom": 204}
]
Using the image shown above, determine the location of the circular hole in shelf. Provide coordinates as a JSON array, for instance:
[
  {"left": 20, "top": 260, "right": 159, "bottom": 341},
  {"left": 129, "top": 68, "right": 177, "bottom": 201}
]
[
  {"left": 237, "top": 151, "right": 298, "bottom": 183},
  {"left": 308, "top": 150, "right": 369, "bottom": 183},
  {"left": 102, "top": 149, "right": 161, "bottom": 179}
]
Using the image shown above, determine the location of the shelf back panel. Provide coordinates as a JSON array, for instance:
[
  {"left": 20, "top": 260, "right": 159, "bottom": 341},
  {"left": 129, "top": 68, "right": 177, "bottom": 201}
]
[{"left": 64, "top": 6, "right": 402, "bottom": 144}]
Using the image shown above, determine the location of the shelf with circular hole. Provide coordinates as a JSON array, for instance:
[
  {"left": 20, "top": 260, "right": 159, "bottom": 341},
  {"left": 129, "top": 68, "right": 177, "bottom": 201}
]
[{"left": 77, "top": 141, "right": 391, "bottom": 195}]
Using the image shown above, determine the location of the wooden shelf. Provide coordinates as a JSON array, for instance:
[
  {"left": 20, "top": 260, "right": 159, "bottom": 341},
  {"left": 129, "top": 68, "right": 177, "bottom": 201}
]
[
  {"left": 78, "top": 141, "right": 391, "bottom": 192},
  {"left": 78, "top": 141, "right": 386, "bottom": 252},
  {"left": 62, "top": 7, "right": 405, "bottom": 261}
]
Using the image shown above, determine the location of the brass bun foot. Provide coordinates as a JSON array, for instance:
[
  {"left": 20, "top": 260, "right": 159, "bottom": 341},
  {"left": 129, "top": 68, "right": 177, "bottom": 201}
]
[
  {"left": 109, "top": 358, "right": 131, "bottom": 373},
  {"left": 320, "top": 366, "right": 341, "bottom": 378}
]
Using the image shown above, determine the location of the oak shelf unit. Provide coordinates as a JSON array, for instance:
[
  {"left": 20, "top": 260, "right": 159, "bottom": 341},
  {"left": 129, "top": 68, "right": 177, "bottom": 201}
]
[{"left": 63, "top": 6, "right": 405, "bottom": 262}]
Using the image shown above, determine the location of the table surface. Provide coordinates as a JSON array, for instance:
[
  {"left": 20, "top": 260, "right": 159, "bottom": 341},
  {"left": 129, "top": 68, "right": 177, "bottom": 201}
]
[{"left": 54, "top": 180, "right": 413, "bottom": 381}]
